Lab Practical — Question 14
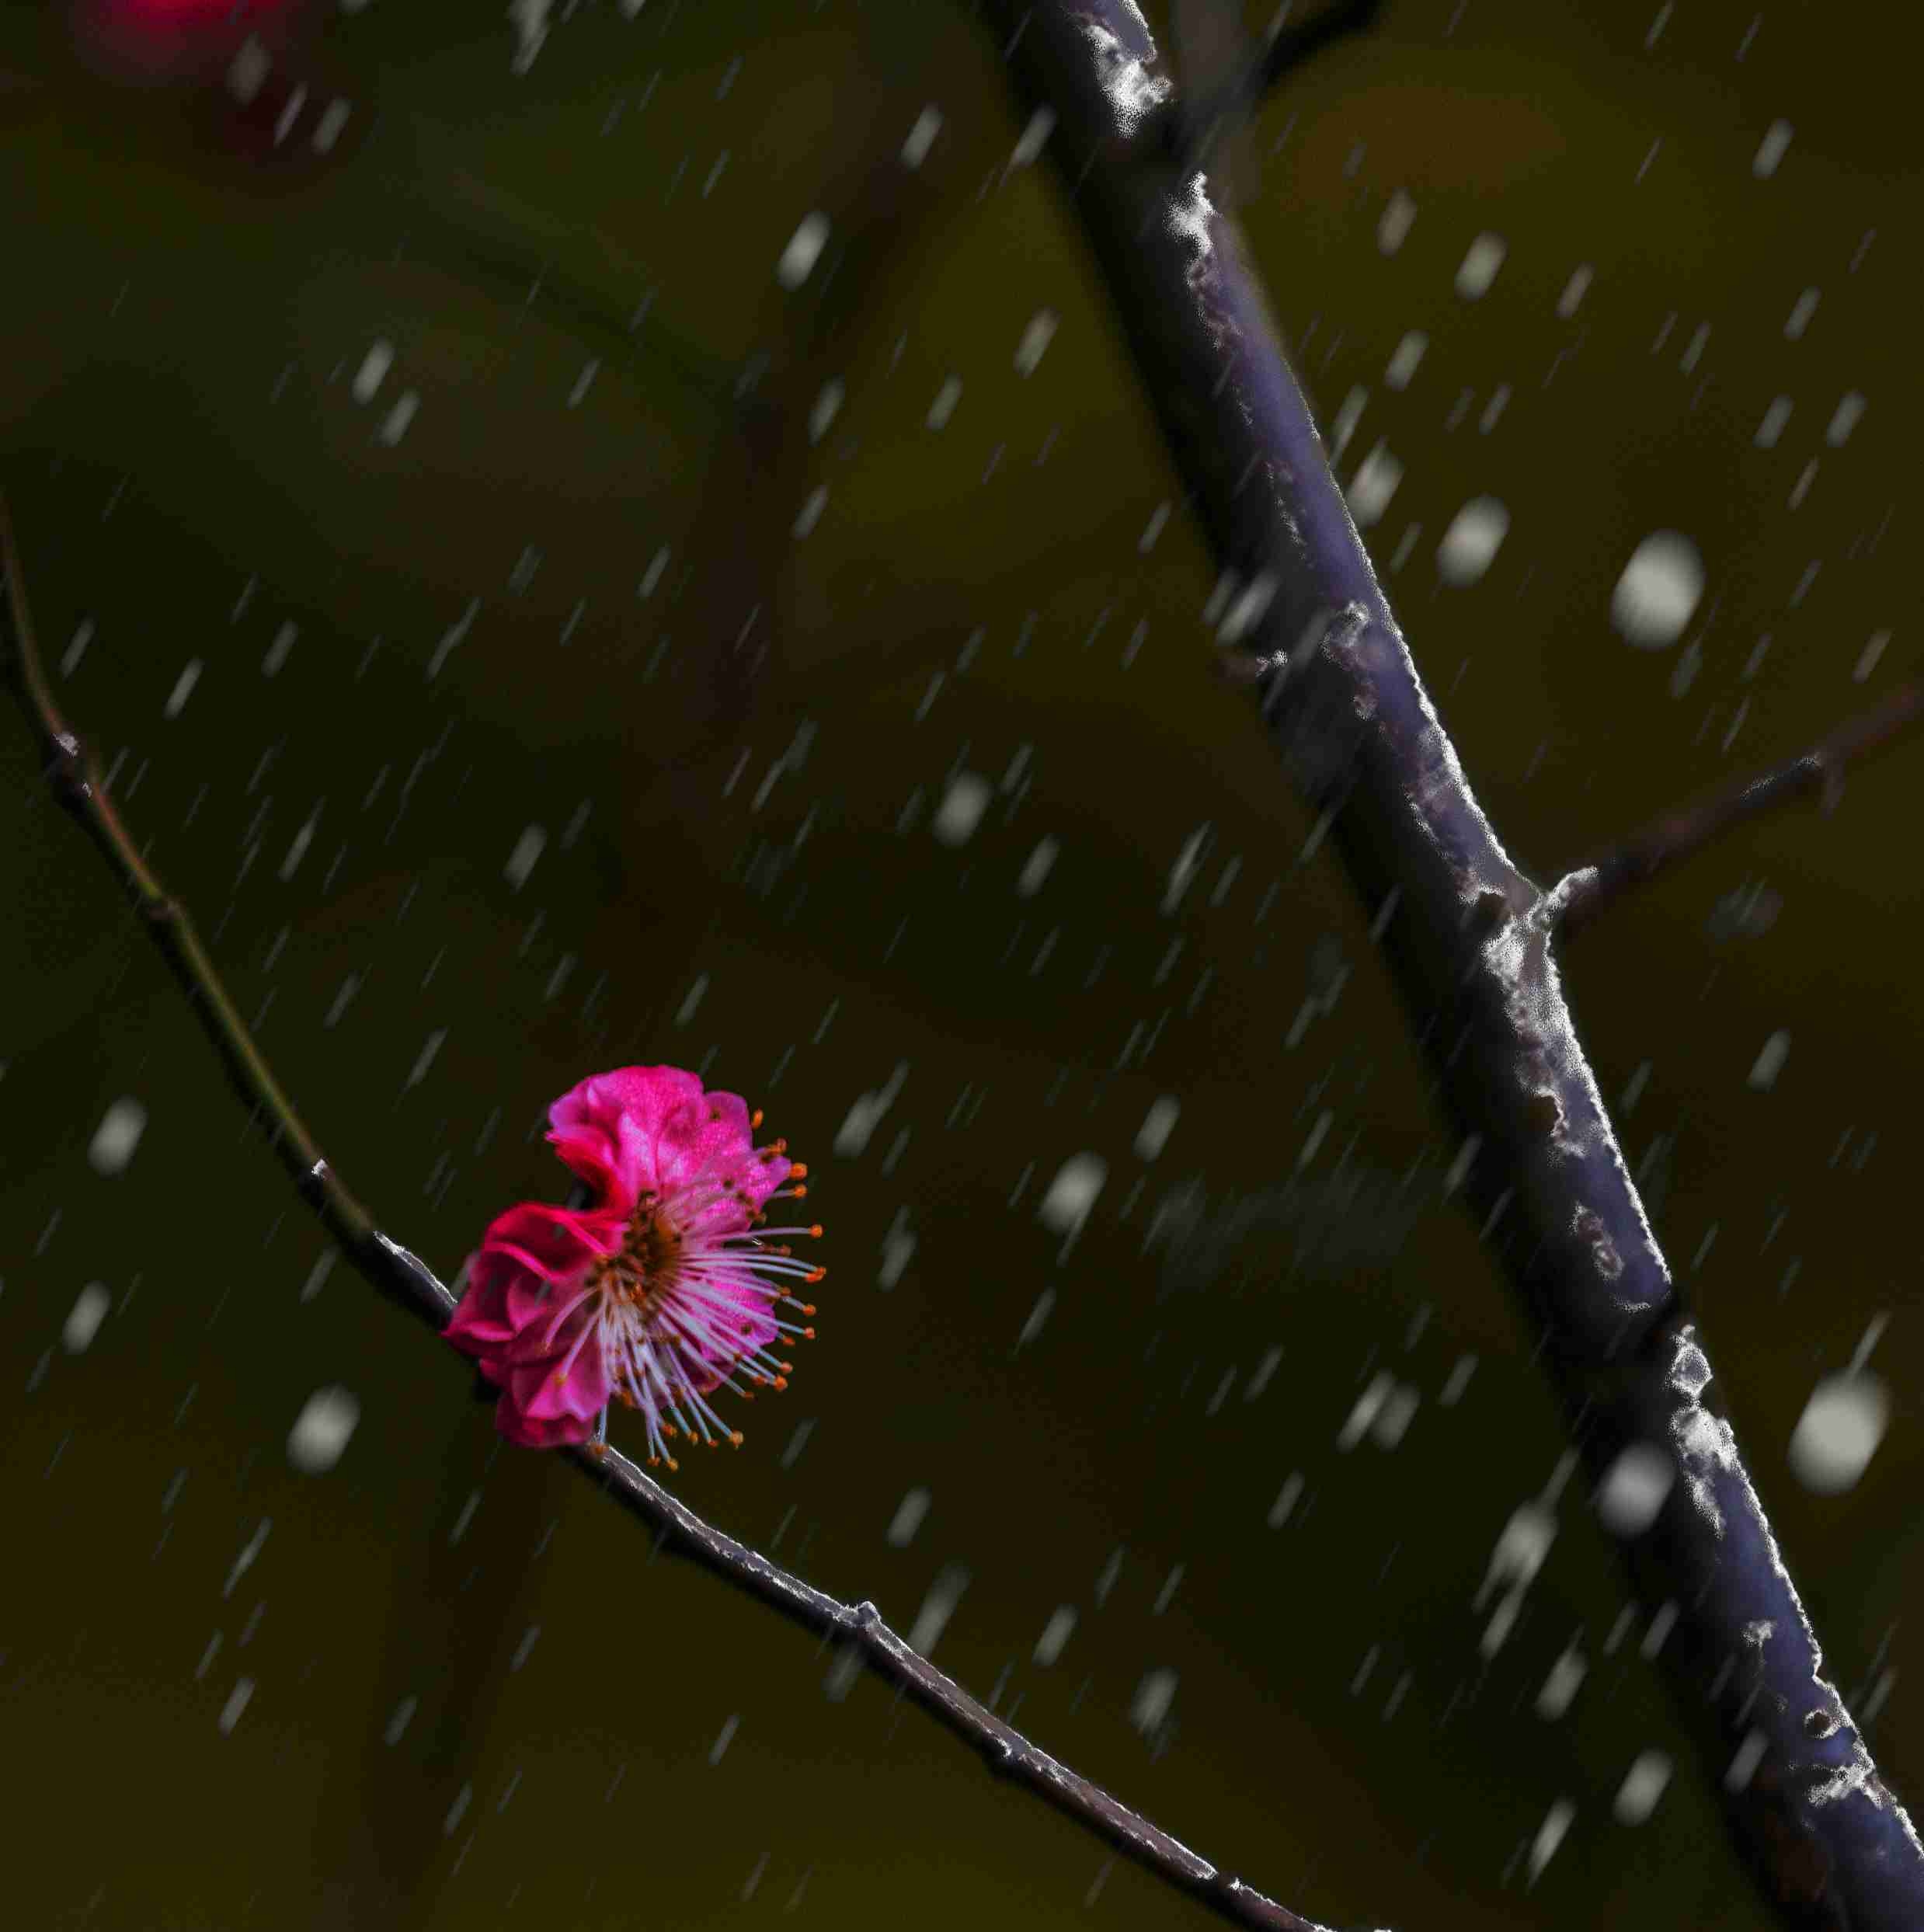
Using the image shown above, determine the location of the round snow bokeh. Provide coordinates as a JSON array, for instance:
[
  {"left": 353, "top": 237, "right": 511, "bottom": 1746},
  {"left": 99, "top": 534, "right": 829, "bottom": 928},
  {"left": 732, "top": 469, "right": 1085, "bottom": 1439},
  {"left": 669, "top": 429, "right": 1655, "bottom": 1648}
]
[
  {"left": 1437, "top": 496, "right": 1510, "bottom": 587},
  {"left": 288, "top": 1386, "right": 361, "bottom": 1474},
  {"left": 1598, "top": 1441, "right": 1675, "bottom": 1534},
  {"left": 1612, "top": 531, "right": 1704, "bottom": 649},
  {"left": 1788, "top": 1373, "right": 1890, "bottom": 1494}
]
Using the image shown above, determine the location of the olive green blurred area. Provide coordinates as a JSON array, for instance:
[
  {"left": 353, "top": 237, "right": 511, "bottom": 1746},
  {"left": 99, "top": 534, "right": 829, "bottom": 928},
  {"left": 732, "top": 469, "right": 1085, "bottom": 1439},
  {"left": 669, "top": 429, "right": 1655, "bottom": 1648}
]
[{"left": 2, "top": 2, "right": 1919, "bottom": 1928}]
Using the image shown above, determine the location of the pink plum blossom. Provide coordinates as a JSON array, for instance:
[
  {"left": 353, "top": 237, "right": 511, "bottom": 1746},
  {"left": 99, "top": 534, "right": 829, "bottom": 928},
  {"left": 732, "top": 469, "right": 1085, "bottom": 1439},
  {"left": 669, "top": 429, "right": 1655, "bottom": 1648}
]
[{"left": 445, "top": 1065, "right": 823, "bottom": 1464}]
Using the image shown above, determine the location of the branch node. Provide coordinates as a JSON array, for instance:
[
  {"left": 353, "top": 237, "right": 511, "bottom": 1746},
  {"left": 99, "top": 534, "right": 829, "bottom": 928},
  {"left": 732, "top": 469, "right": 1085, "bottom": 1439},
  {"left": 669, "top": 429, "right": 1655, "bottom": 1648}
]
[{"left": 1537, "top": 867, "right": 1599, "bottom": 935}]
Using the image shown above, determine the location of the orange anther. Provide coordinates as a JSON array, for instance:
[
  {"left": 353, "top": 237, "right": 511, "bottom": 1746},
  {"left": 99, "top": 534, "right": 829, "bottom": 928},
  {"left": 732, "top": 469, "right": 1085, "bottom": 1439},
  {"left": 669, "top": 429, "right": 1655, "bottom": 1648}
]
[
  {"left": 800, "top": 1304, "right": 817, "bottom": 1317},
  {"left": 808, "top": 1224, "right": 823, "bottom": 1238},
  {"left": 772, "top": 1377, "right": 788, "bottom": 1391},
  {"left": 802, "top": 1328, "right": 816, "bottom": 1340},
  {"left": 790, "top": 1162, "right": 809, "bottom": 1179},
  {"left": 792, "top": 1185, "right": 808, "bottom": 1199},
  {"left": 729, "top": 1431, "right": 744, "bottom": 1447},
  {"left": 750, "top": 1109, "right": 764, "bottom": 1129},
  {"left": 806, "top": 1268, "right": 826, "bottom": 1283}
]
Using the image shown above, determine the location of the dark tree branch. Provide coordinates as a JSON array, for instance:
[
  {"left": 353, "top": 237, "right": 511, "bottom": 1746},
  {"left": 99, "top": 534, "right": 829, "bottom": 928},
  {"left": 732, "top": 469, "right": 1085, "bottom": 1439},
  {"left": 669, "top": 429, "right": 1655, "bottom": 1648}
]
[
  {"left": 1550, "top": 675, "right": 1924, "bottom": 942},
  {"left": 1, "top": 486, "right": 1345, "bottom": 1932},
  {"left": 976, "top": 5, "right": 1922, "bottom": 1928}
]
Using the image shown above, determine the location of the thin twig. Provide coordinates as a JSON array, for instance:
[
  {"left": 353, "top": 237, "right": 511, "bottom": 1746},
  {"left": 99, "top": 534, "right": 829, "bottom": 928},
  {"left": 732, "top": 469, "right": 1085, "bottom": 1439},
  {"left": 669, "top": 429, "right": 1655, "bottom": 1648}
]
[
  {"left": 1, "top": 486, "right": 1341, "bottom": 1932},
  {"left": 1550, "top": 675, "right": 1924, "bottom": 941},
  {"left": 0, "top": 496, "right": 438, "bottom": 1317},
  {"left": 979, "top": 5, "right": 1923, "bottom": 1928}
]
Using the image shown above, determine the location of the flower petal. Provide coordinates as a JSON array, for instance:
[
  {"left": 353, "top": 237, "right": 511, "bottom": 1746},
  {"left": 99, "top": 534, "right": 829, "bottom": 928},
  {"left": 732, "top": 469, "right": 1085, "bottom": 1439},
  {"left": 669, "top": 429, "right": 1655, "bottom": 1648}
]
[
  {"left": 496, "top": 1398, "right": 591, "bottom": 1450},
  {"left": 480, "top": 1201, "right": 620, "bottom": 1280},
  {"left": 548, "top": 1127, "right": 635, "bottom": 1216},
  {"left": 445, "top": 1300, "right": 514, "bottom": 1352},
  {"left": 503, "top": 1334, "right": 610, "bottom": 1426},
  {"left": 550, "top": 1066, "right": 706, "bottom": 1202},
  {"left": 548, "top": 1065, "right": 795, "bottom": 1232},
  {"left": 443, "top": 1244, "right": 554, "bottom": 1349}
]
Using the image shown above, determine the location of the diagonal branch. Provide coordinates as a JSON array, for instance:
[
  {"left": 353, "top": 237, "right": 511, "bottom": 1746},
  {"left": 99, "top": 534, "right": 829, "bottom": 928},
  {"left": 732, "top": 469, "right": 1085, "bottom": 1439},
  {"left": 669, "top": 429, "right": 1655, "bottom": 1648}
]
[
  {"left": 976, "top": 5, "right": 1922, "bottom": 1929},
  {"left": 1, "top": 486, "right": 1345, "bottom": 1932},
  {"left": 0, "top": 499, "right": 440, "bottom": 1316},
  {"left": 1549, "top": 675, "right": 1924, "bottom": 942}
]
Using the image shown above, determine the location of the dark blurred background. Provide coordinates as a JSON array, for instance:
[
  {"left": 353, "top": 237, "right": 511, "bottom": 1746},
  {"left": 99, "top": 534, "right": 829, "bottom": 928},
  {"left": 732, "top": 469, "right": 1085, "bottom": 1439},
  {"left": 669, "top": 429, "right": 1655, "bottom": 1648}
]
[{"left": 2, "top": 2, "right": 1917, "bottom": 1928}]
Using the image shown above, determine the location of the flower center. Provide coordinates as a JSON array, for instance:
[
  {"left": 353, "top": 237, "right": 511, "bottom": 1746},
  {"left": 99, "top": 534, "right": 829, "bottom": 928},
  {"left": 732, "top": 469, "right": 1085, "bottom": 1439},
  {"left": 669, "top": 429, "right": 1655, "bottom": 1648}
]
[{"left": 593, "top": 1199, "right": 681, "bottom": 1311}]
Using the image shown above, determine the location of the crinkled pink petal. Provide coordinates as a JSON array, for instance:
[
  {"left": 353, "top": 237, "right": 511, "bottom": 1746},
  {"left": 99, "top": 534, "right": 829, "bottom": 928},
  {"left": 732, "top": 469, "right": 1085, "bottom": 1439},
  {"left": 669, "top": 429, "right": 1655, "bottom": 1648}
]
[
  {"left": 645, "top": 1088, "right": 753, "bottom": 1200},
  {"left": 547, "top": 1128, "right": 635, "bottom": 1217},
  {"left": 446, "top": 1238, "right": 599, "bottom": 1391},
  {"left": 479, "top": 1201, "right": 621, "bottom": 1280},
  {"left": 496, "top": 1400, "right": 590, "bottom": 1450},
  {"left": 444, "top": 1247, "right": 552, "bottom": 1352},
  {"left": 500, "top": 1285, "right": 595, "bottom": 1362},
  {"left": 504, "top": 1272, "right": 555, "bottom": 1331},
  {"left": 548, "top": 1066, "right": 792, "bottom": 1230},
  {"left": 552, "top": 1066, "right": 705, "bottom": 1135},
  {"left": 503, "top": 1330, "right": 611, "bottom": 1426},
  {"left": 444, "top": 1271, "right": 517, "bottom": 1351},
  {"left": 674, "top": 1142, "right": 792, "bottom": 1238},
  {"left": 548, "top": 1066, "right": 705, "bottom": 1203},
  {"left": 503, "top": 1357, "right": 555, "bottom": 1415},
  {"left": 445, "top": 1300, "right": 513, "bottom": 1352}
]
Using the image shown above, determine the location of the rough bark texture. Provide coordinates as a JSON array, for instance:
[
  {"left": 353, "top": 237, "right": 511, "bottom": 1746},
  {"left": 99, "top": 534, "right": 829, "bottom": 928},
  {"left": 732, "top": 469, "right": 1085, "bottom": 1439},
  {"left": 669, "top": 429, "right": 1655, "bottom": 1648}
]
[{"left": 970, "top": 3, "right": 1922, "bottom": 1927}]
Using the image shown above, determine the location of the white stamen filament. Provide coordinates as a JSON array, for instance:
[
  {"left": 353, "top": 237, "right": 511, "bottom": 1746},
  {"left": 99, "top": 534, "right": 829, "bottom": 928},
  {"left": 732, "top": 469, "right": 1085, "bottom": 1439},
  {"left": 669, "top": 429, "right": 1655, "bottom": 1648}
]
[{"left": 524, "top": 1133, "right": 825, "bottom": 1464}]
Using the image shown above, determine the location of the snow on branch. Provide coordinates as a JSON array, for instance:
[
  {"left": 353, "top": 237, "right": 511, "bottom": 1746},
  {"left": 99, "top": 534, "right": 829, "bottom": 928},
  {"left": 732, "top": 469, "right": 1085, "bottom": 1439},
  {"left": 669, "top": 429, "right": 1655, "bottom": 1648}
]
[{"left": 974, "top": 3, "right": 1923, "bottom": 1927}]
